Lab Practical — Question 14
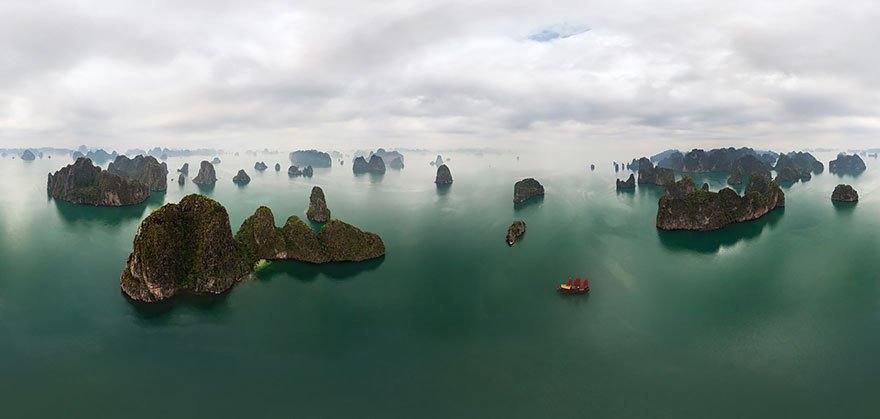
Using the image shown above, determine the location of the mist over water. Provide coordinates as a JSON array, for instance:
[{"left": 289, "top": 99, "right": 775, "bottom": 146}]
[{"left": 1, "top": 148, "right": 879, "bottom": 418}]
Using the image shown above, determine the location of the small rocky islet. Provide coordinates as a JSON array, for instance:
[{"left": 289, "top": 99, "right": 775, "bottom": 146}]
[
  {"left": 352, "top": 155, "right": 386, "bottom": 174},
  {"left": 121, "top": 193, "right": 385, "bottom": 303},
  {"left": 506, "top": 220, "right": 527, "bottom": 246},
  {"left": 513, "top": 178, "right": 544, "bottom": 205},
  {"left": 829, "top": 153, "right": 866, "bottom": 176},
  {"left": 307, "top": 186, "right": 331, "bottom": 223},
  {"left": 831, "top": 184, "right": 858, "bottom": 202},
  {"left": 254, "top": 161, "right": 268, "bottom": 171},
  {"left": 232, "top": 169, "right": 251, "bottom": 184},
  {"left": 193, "top": 160, "right": 218, "bottom": 185},
  {"left": 435, "top": 164, "right": 453, "bottom": 184}
]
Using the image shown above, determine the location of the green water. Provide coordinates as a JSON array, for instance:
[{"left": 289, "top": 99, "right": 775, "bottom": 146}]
[{"left": 1, "top": 150, "right": 879, "bottom": 418}]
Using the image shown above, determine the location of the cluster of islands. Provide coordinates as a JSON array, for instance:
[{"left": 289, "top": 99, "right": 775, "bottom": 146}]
[{"left": 3, "top": 144, "right": 868, "bottom": 304}]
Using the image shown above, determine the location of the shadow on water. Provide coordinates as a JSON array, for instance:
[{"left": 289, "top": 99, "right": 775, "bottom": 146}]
[
  {"left": 125, "top": 289, "right": 234, "bottom": 322},
  {"left": 514, "top": 195, "right": 544, "bottom": 211},
  {"left": 832, "top": 200, "right": 857, "bottom": 215},
  {"left": 436, "top": 183, "right": 452, "bottom": 196},
  {"left": 656, "top": 208, "right": 785, "bottom": 254},
  {"left": 51, "top": 191, "right": 166, "bottom": 226},
  {"left": 196, "top": 182, "right": 216, "bottom": 194},
  {"left": 255, "top": 257, "right": 385, "bottom": 282}
]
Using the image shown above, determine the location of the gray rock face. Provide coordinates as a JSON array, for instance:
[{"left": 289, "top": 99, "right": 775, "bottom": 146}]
[
  {"left": 353, "top": 155, "right": 386, "bottom": 174},
  {"left": 513, "top": 178, "right": 544, "bottom": 204},
  {"left": 177, "top": 163, "right": 189, "bottom": 175},
  {"left": 616, "top": 173, "right": 635, "bottom": 189},
  {"left": 290, "top": 150, "right": 332, "bottom": 168},
  {"left": 302, "top": 165, "right": 314, "bottom": 177},
  {"left": 254, "top": 161, "right": 268, "bottom": 171},
  {"left": 178, "top": 173, "right": 186, "bottom": 185},
  {"left": 47, "top": 157, "right": 150, "bottom": 206},
  {"left": 435, "top": 164, "right": 453, "bottom": 184},
  {"left": 232, "top": 169, "right": 251, "bottom": 184},
  {"left": 21, "top": 149, "right": 36, "bottom": 161},
  {"left": 728, "top": 155, "right": 771, "bottom": 185},
  {"left": 831, "top": 184, "right": 858, "bottom": 202},
  {"left": 506, "top": 220, "right": 527, "bottom": 246},
  {"left": 636, "top": 157, "right": 675, "bottom": 186},
  {"left": 193, "top": 160, "right": 218, "bottom": 185},
  {"left": 307, "top": 186, "right": 330, "bottom": 223},
  {"left": 108, "top": 154, "right": 169, "bottom": 191},
  {"left": 288, "top": 165, "right": 302, "bottom": 176},
  {"left": 829, "top": 154, "right": 867, "bottom": 175},
  {"left": 275, "top": 163, "right": 281, "bottom": 171}
]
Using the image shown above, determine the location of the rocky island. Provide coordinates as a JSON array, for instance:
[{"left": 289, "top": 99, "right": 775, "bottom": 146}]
[
  {"left": 353, "top": 155, "right": 386, "bottom": 174},
  {"left": 178, "top": 173, "right": 186, "bottom": 185},
  {"left": 831, "top": 184, "right": 858, "bottom": 202},
  {"left": 435, "top": 164, "right": 453, "bottom": 184},
  {"left": 302, "top": 165, "right": 314, "bottom": 177},
  {"left": 21, "top": 149, "right": 36, "bottom": 161},
  {"left": 654, "top": 147, "right": 777, "bottom": 172},
  {"left": 829, "top": 153, "right": 866, "bottom": 175},
  {"left": 275, "top": 163, "right": 281, "bottom": 171},
  {"left": 177, "top": 163, "right": 189, "bottom": 175},
  {"left": 727, "top": 155, "right": 771, "bottom": 185},
  {"left": 192, "top": 160, "right": 218, "bottom": 185},
  {"left": 616, "top": 174, "right": 635, "bottom": 190},
  {"left": 121, "top": 194, "right": 385, "bottom": 302},
  {"left": 211, "top": 156, "right": 221, "bottom": 164},
  {"left": 47, "top": 157, "right": 151, "bottom": 206},
  {"left": 233, "top": 169, "right": 251, "bottom": 184},
  {"left": 773, "top": 152, "right": 823, "bottom": 183},
  {"left": 656, "top": 175, "right": 784, "bottom": 231},
  {"left": 506, "top": 220, "right": 526, "bottom": 246},
  {"left": 254, "top": 161, "right": 268, "bottom": 171},
  {"left": 636, "top": 158, "right": 675, "bottom": 186},
  {"left": 373, "top": 149, "right": 404, "bottom": 169},
  {"left": 513, "top": 178, "right": 544, "bottom": 204},
  {"left": 290, "top": 150, "right": 332, "bottom": 168},
  {"left": 108, "top": 154, "right": 168, "bottom": 191},
  {"left": 307, "top": 186, "right": 330, "bottom": 222}
]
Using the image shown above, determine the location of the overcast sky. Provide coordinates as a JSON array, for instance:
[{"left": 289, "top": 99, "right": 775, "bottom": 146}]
[{"left": 1, "top": 0, "right": 878, "bottom": 151}]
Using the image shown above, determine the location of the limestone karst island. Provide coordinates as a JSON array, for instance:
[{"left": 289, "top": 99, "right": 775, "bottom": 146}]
[{"left": 2, "top": 1, "right": 879, "bottom": 418}]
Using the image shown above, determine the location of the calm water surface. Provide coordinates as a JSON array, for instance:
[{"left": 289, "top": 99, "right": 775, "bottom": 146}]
[{"left": 1, "top": 150, "right": 878, "bottom": 418}]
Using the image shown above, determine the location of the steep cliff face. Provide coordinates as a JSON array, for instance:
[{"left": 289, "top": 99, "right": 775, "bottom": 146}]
[
  {"left": 435, "top": 164, "right": 453, "bottom": 184},
  {"left": 120, "top": 194, "right": 251, "bottom": 302},
  {"left": 727, "top": 155, "right": 771, "bottom": 185},
  {"left": 513, "top": 178, "right": 544, "bottom": 204},
  {"left": 616, "top": 174, "right": 635, "bottom": 190},
  {"left": 656, "top": 175, "right": 785, "bottom": 231},
  {"left": 306, "top": 186, "right": 330, "bottom": 223},
  {"left": 192, "top": 161, "right": 218, "bottom": 185},
  {"left": 48, "top": 157, "right": 151, "bottom": 206},
  {"left": 636, "top": 158, "right": 675, "bottom": 186},
  {"left": 108, "top": 154, "right": 169, "bottom": 191},
  {"left": 773, "top": 152, "right": 822, "bottom": 183},
  {"left": 829, "top": 154, "right": 867, "bottom": 175}
]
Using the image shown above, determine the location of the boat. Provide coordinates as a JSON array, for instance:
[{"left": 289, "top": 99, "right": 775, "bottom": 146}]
[{"left": 558, "top": 277, "right": 590, "bottom": 294}]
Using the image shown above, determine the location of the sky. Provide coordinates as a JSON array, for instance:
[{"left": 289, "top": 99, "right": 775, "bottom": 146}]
[{"left": 1, "top": 0, "right": 879, "bottom": 151}]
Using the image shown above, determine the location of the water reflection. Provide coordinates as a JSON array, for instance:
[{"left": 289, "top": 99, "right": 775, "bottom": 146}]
[
  {"left": 255, "top": 257, "right": 385, "bottom": 281},
  {"left": 514, "top": 195, "right": 544, "bottom": 210},
  {"left": 196, "top": 182, "right": 216, "bottom": 194},
  {"left": 125, "top": 288, "right": 234, "bottom": 322},
  {"left": 435, "top": 183, "right": 452, "bottom": 196},
  {"left": 51, "top": 193, "right": 165, "bottom": 226},
  {"left": 832, "top": 200, "right": 857, "bottom": 215},
  {"left": 656, "top": 208, "right": 785, "bottom": 254}
]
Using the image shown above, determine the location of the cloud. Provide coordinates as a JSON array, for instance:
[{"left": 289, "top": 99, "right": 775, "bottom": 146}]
[{"left": 0, "top": 0, "right": 878, "bottom": 150}]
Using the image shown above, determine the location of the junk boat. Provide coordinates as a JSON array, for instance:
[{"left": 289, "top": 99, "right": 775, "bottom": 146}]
[{"left": 558, "top": 277, "right": 590, "bottom": 294}]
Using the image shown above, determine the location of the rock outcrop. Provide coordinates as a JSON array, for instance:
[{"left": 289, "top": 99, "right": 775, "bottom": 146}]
[
  {"left": 254, "top": 161, "right": 268, "bottom": 171},
  {"left": 178, "top": 173, "right": 186, "bottom": 185},
  {"left": 636, "top": 157, "right": 675, "bottom": 186},
  {"left": 433, "top": 155, "right": 444, "bottom": 166},
  {"left": 302, "top": 165, "right": 314, "bottom": 177},
  {"left": 373, "top": 149, "right": 404, "bottom": 169},
  {"left": 655, "top": 148, "right": 777, "bottom": 172},
  {"left": 120, "top": 194, "right": 251, "bottom": 302},
  {"left": 773, "top": 152, "right": 823, "bottom": 183},
  {"left": 47, "top": 157, "right": 151, "bottom": 206},
  {"left": 513, "top": 178, "right": 544, "bottom": 204},
  {"left": 435, "top": 164, "right": 453, "bottom": 184},
  {"left": 235, "top": 208, "right": 385, "bottom": 265},
  {"left": 290, "top": 150, "right": 332, "bottom": 168},
  {"left": 387, "top": 157, "right": 404, "bottom": 169},
  {"left": 288, "top": 165, "right": 302, "bottom": 176},
  {"left": 108, "top": 154, "right": 168, "bottom": 191},
  {"left": 616, "top": 174, "right": 636, "bottom": 190},
  {"left": 275, "top": 163, "right": 281, "bottom": 171},
  {"left": 829, "top": 154, "right": 867, "bottom": 175},
  {"left": 211, "top": 157, "right": 221, "bottom": 164},
  {"left": 193, "top": 161, "right": 218, "bottom": 185},
  {"left": 307, "top": 186, "right": 330, "bottom": 222},
  {"left": 831, "top": 184, "right": 858, "bottom": 202},
  {"left": 727, "top": 155, "right": 771, "bottom": 185},
  {"left": 656, "top": 175, "right": 785, "bottom": 231},
  {"left": 353, "top": 155, "right": 386, "bottom": 174},
  {"left": 232, "top": 169, "right": 251, "bottom": 184},
  {"left": 590, "top": 164, "right": 595, "bottom": 171},
  {"left": 21, "top": 149, "right": 36, "bottom": 161},
  {"left": 177, "top": 163, "right": 189, "bottom": 175},
  {"left": 506, "top": 220, "right": 526, "bottom": 246}
]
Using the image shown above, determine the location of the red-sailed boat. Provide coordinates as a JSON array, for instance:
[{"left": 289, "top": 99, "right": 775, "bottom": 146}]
[{"left": 558, "top": 276, "right": 590, "bottom": 294}]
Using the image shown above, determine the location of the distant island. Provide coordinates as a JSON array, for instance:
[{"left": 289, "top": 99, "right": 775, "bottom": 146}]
[
  {"left": 290, "top": 150, "right": 332, "bottom": 168},
  {"left": 47, "top": 158, "right": 151, "bottom": 206}
]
